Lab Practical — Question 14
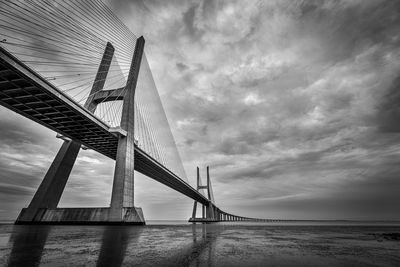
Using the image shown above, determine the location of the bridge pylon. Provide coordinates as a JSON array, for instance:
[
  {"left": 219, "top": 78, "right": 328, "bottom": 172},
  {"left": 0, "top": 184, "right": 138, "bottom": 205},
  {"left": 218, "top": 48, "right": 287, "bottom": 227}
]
[
  {"left": 189, "top": 166, "right": 222, "bottom": 223},
  {"left": 15, "top": 37, "right": 146, "bottom": 225}
]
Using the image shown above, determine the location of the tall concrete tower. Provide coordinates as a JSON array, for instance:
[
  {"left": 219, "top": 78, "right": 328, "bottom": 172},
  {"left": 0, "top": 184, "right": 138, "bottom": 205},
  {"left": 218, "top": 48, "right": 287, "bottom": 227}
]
[{"left": 16, "top": 37, "right": 146, "bottom": 225}]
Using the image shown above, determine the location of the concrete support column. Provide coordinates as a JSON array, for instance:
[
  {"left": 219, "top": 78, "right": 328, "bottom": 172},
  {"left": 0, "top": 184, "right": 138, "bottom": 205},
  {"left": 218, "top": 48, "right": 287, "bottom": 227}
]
[
  {"left": 206, "top": 166, "right": 211, "bottom": 200},
  {"left": 18, "top": 140, "right": 81, "bottom": 221},
  {"left": 192, "top": 202, "right": 197, "bottom": 219},
  {"left": 17, "top": 42, "right": 115, "bottom": 223},
  {"left": 85, "top": 42, "right": 115, "bottom": 112},
  {"left": 109, "top": 37, "right": 145, "bottom": 221},
  {"left": 191, "top": 167, "right": 200, "bottom": 220},
  {"left": 206, "top": 204, "right": 212, "bottom": 220},
  {"left": 213, "top": 206, "right": 216, "bottom": 220}
]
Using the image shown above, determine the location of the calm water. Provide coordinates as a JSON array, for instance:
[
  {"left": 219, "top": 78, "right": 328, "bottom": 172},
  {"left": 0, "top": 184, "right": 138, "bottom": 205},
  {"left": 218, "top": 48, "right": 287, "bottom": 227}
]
[{"left": 0, "top": 221, "right": 399, "bottom": 266}]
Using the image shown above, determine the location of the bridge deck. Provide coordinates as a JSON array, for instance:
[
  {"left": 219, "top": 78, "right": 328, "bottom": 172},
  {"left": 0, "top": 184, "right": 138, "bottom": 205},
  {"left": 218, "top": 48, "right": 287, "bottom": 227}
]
[{"left": 0, "top": 46, "right": 209, "bottom": 205}]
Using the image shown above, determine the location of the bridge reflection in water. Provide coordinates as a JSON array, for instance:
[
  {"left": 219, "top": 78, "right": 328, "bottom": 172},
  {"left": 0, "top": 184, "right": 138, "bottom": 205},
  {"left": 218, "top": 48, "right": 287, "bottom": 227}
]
[
  {"left": 5, "top": 224, "right": 221, "bottom": 267},
  {"left": 4, "top": 222, "right": 399, "bottom": 266}
]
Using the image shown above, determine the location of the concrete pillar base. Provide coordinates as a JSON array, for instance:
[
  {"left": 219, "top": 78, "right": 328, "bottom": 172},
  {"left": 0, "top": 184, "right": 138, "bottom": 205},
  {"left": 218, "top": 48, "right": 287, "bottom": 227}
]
[
  {"left": 15, "top": 207, "right": 145, "bottom": 225},
  {"left": 188, "top": 217, "right": 219, "bottom": 223}
]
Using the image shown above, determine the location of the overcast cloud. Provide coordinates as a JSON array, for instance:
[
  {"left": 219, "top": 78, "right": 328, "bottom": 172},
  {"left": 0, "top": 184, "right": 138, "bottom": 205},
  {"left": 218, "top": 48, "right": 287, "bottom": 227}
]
[{"left": 1, "top": 0, "right": 400, "bottom": 220}]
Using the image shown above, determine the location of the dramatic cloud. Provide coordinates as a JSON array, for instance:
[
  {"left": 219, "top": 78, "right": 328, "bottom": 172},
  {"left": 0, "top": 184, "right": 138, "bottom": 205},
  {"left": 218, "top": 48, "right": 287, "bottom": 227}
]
[{"left": 1, "top": 0, "right": 400, "bottom": 220}]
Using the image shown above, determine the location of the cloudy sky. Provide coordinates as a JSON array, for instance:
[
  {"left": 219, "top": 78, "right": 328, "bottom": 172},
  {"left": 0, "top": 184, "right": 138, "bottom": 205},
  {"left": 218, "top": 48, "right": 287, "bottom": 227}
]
[{"left": 1, "top": 0, "right": 400, "bottom": 221}]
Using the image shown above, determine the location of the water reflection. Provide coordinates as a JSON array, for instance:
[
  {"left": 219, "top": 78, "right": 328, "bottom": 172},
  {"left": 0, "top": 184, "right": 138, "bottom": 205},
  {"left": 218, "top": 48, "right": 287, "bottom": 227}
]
[
  {"left": 97, "top": 226, "right": 140, "bottom": 267},
  {"left": 4, "top": 223, "right": 400, "bottom": 266},
  {"left": 164, "top": 223, "right": 221, "bottom": 266},
  {"left": 5, "top": 223, "right": 222, "bottom": 266},
  {"left": 7, "top": 225, "right": 52, "bottom": 267}
]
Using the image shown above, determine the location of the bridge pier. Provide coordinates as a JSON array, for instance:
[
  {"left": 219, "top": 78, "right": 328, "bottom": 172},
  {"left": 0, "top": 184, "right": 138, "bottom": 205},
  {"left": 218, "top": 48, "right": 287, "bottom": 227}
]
[
  {"left": 16, "top": 41, "right": 114, "bottom": 224},
  {"left": 16, "top": 140, "right": 81, "bottom": 222},
  {"left": 109, "top": 36, "right": 145, "bottom": 223},
  {"left": 189, "top": 167, "right": 215, "bottom": 223},
  {"left": 189, "top": 166, "right": 252, "bottom": 223},
  {"left": 15, "top": 38, "right": 147, "bottom": 225}
]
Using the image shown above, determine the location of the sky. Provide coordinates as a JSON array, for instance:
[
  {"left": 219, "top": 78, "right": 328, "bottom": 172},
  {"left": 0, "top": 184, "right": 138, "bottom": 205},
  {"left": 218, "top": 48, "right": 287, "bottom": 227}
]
[{"left": 1, "top": 0, "right": 400, "bottom": 221}]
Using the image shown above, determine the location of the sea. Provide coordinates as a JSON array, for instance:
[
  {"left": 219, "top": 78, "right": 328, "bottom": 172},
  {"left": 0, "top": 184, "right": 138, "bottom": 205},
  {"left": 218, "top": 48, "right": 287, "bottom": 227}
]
[{"left": 0, "top": 220, "right": 399, "bottom": 266}]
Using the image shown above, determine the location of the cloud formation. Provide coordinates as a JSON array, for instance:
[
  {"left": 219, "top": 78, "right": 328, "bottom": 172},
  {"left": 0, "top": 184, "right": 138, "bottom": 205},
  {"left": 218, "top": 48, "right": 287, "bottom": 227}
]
[
  {"left": 109, "top": 0, "right": 400, "bottom": 219},
  {"left": 1, "top": 0, "right": 400, "bottom": 220}
]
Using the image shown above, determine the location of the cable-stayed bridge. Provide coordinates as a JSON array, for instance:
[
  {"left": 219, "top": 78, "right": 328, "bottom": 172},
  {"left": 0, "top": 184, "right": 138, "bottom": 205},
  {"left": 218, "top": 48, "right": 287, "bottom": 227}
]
[{"left": 0, "top": 1, "right": 267, "bottom": 224}]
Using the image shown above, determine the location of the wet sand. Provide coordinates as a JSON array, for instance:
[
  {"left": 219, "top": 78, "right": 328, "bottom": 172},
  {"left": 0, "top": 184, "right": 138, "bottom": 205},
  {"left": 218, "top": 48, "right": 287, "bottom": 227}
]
[{"left": 0, "top": 222, "right": 399, "bottom": 266}]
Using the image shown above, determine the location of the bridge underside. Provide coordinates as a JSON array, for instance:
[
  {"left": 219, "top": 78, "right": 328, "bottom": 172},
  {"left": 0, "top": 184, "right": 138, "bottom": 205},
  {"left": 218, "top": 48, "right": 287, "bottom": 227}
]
[
  {"left": 0, "top": 44, "right": 215, "bottom": 225},
  {"left": 0, "top": 46, "right": 209, "bottom": 207},
  {"left": 0, "top": 46, "right": 261, "bottom": 225}
]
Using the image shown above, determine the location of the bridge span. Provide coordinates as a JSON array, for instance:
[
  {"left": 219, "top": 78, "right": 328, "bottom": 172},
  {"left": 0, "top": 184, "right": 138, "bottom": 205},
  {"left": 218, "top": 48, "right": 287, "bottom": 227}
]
[
  {"left": 0, "top": 40, "right": 262, "bottom": 225},
  {"left": 0, "top": 1, "right": 270, "bottom": 225}
]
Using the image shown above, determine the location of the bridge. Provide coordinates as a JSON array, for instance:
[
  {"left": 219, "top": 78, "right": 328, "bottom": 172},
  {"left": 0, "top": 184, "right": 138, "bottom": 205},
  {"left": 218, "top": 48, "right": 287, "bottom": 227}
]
[{"left": 0, "top": 1, "right": 267, "bottom": 225}]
